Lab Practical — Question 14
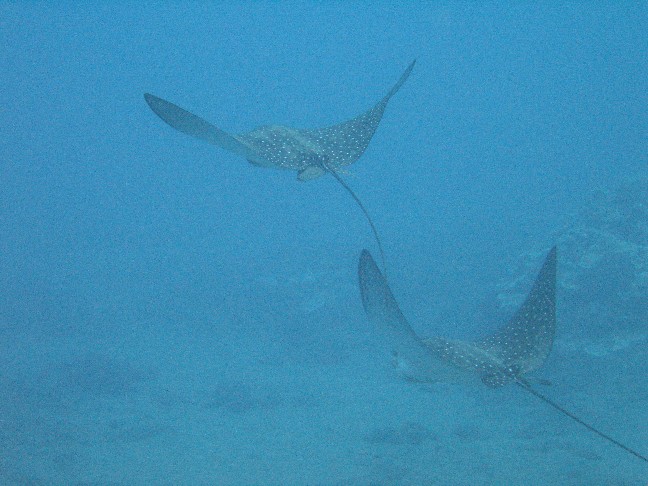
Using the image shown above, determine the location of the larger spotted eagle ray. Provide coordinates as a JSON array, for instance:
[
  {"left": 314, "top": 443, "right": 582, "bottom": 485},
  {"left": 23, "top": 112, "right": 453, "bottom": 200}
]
[
  {"left": 358, "top": 247, "right": 648, "bottom": 464},
  {"left": 144, "top": 61, "right": 415, "bottom": 272}
]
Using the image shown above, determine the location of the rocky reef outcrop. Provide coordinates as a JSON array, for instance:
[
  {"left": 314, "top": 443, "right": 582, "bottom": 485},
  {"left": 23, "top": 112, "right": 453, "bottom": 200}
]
[{"left": 497, "top": 174, "right": 648, "bottom": 358}]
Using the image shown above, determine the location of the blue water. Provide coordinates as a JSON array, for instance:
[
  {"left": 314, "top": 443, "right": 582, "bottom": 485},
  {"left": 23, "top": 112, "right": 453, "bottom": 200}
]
[{"left": 1, "top": 3, "right": 646, "bottom": 485}]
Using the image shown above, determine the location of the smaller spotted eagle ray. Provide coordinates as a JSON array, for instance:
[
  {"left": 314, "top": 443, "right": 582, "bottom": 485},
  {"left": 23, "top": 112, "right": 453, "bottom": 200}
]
[
  {"left": 144, "top": 61, "right": 416, "bottom": 272},
  {"left": 358, "top": 247, "right": 648, "bottom": 464}
]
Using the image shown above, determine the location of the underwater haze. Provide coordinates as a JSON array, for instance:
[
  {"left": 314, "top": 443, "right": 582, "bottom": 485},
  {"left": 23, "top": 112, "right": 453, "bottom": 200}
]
[{"left": 1, "top": 3, "right": 647, "bottom": 485}]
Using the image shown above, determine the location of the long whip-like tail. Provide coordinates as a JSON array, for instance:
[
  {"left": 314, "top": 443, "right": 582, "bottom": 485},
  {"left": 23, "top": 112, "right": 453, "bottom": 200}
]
[
  {"left": 515, "top": 380, "right": 648, "bottom": 464},
  {"left": 326, "top": 168, "right": 387, "bottom": 277}
]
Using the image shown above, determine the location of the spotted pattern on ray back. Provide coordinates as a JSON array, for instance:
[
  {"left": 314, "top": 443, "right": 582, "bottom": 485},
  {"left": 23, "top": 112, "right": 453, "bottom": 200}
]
[
  {"left": 301, "top": 95, "right": 394, "bottom": 170},
  {"left": 235, "top": 60, "right": 416, "bottom": 173},
  {"left": 476, "top": 247, "right": 557, "bottom": 383},
  {"left": 420, "top": 247, "right": 557, "bottom": 388},
  {"left": 421, "top": 336, "right": 514, "bottom": 386},
  {"left": 236, "top": 125, "right": 324, "bottom": 170}
]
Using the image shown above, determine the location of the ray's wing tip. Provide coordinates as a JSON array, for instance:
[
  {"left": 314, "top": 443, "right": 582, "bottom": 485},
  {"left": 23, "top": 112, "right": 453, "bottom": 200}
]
[
  {"left": 358, "top": 249, "right": 374, "bottom": 309},
  {"left": 383, "top": 59, "right": 417, "bottom": 100},
  {"left": 358, "top": 249, "right": 381, "bottom": 293},
  {"left": 545, "top": 245, "right": 558, "bottom": 272},
  {"left": 401, "top": 59, "right": 416, "bottom": 79},
  {"left": 143, "top": 93, "right": 164, "bottom": 111},
  {"left": 359, "top": 249, "right": 376, "bottom": 273}
]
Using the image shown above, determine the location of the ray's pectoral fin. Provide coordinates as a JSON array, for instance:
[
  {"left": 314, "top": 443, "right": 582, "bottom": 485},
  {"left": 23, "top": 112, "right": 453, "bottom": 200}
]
[
  {"left": 476, "top": 246, "right": 557, "bottom": 379},
  {"left": 143, "top": 93, "right": 267, "bottom": 165},
  {"left": 300, "top": 59, "right": 416, "bottom": 173},
  {"left": 358, "top": 250, "right": 463, "bottom": 383},
  {"left": 429, "top": 247, "right": 559, "bottom": 389},
  {"left": 359, "top": 246, "right": 648, "bottom": 464},
  {"left": 144, "top": 60, "right": 415, "bottom": 178}
]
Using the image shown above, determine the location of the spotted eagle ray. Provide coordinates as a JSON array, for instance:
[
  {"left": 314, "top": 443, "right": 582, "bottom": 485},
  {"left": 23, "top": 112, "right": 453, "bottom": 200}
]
[
  {"left": 358, "top": 247, "right": 648, "bottom": 464},
  {"left": 144, "top": 61, "right": 415, "bottom": 272}
]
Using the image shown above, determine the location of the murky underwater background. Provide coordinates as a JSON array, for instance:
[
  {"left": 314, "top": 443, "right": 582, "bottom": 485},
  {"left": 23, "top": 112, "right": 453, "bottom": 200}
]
[{"left": 1, "top": 3, "right": 646, "bottom": 485}]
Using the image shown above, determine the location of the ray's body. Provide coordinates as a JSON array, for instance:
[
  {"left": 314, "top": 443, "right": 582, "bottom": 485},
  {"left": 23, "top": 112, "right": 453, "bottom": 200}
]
[
  {"left": 144, "top": 61, "right": 415, "bottom": 273},
  {"left": 358, "top": 247, "right": 647, "bottom": 464}
]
